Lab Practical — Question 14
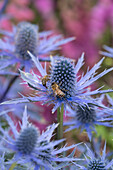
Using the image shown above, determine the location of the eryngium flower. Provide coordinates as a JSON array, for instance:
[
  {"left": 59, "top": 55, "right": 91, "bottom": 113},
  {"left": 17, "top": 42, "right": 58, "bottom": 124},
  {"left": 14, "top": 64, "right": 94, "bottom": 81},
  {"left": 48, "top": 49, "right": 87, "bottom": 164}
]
[
  {"left": 2, "top": 52, "right": 113, "bottom": 114},
  {"left": 64, "top": 99, "right": 113, "bottom": 140},
  {"left": 15, "top": 22, "right": 38, "bottom": 60},
  {"left": 76, "top": 142, "right": 113, "bottom": 170},
  {"left": 88, "top": 159, "right": 106, "bottom": 170},
  {"left": 49, "top": 58, "right": 76, "bottom": 98},
  {"left": 0, "top": 21, "right": 74, "bottom": 71},
  {"left": 0, "top": 107, "right": 81, "bottom": 169},
  {"left": 15, "top": 126, "right": 38, "bottom": 155},
  {"left": 100, "top": 45, "right": 113, "bottom": 58}
]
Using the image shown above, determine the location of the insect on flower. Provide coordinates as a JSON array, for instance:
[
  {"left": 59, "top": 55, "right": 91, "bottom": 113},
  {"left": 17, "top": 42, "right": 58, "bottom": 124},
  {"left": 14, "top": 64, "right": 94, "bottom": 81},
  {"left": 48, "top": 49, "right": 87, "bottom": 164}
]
[
  {"left": 41, "top": 75, "right": 50, "bottom": 88},
  {"left": 2, "top": 52, "right": 113, "bottom": 114},
  {"left": 51, "top": 82, "right": 65, "bottom": 98}
]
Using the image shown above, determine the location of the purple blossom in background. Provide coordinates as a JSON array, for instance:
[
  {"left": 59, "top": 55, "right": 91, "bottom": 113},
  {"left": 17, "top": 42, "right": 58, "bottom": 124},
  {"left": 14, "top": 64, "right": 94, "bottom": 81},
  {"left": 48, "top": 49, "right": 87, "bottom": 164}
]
[
  {"left": 35, "top": 0, "right": 113, "bottom": 66},
  {"left": 48, "top": 0, "right": 100, "bottom": 65},
  {"left": 89, "top": 0, "right": 113, "bottom": 40},
  {"left": 35, "top": 0, "right": 54, "bottom": 17}
]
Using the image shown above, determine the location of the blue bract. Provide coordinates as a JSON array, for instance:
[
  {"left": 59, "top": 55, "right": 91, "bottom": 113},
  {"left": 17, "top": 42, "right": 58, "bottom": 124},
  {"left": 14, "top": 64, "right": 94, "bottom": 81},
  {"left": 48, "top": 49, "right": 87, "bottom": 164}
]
[{"left": 100, "top": 45, "right": 113, "bottom": 58}]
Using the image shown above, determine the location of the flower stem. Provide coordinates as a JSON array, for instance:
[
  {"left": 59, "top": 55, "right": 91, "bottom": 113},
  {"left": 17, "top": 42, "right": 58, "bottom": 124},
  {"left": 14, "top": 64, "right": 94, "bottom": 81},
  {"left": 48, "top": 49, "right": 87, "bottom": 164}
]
[
  {"left": 9, "top": 162, "right": 17, "bottom": 170},
  {"left": 0, "top": 67, "right": 24, "bottom": 102},
  {"left": 0, "top": 0, "right": 8, "bottom": 17},
  {"left": 0, "top": 74, "right": 19, "bottom": 102},
  {"left": 57, "top": 104, "right": 64, "bottom": 147}
]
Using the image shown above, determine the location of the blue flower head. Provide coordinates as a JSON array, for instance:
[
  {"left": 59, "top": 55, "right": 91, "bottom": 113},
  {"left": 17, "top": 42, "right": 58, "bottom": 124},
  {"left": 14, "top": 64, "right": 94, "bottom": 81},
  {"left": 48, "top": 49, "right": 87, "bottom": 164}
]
[
  {"left": 0, "top": 106, "right": 82, "bottom": 169},
  {"left": 15, "top": 22, "right": 38, "bottom": 60},
  {"left": 15, "top": 126, "right": 39, "bottom": 155},
  {"left": 49, "top": 57, "right": 76, "bottom": 99},
  {"left": 2, "top": 52, "right": 113, "bottom": 114},
  {"left": 0, "top": 21, "right": 74, "bottom": 72},
  {"left": 70, "top": 140, "right": 113, "bottom": 170},
  {"left": 79, "top": 142, "right": 113, "bottom": 170},
  {"left": 64, "top": 95, "right": 113, "bottom": 140}
]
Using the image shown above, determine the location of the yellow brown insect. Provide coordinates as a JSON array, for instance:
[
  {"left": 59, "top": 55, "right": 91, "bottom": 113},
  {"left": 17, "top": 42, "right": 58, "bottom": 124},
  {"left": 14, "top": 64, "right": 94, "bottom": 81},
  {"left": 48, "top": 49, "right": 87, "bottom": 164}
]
[
  {"left": 41, "top": 75, "right": 50, "bottom": 87},
  {"left": 51, "top": 82, "right": 65, "bottom": 98}
]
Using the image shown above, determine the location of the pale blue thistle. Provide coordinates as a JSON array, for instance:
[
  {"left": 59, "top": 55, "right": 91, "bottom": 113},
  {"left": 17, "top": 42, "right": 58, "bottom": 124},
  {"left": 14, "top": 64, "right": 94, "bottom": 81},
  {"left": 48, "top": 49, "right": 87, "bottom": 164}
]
[
  {"left": 64, "top": 94, "right": 113, "bottom": 140},
  {"left": 77, "top": 142, "right": 113, "bottom": 170},
  {"left": 0, "top": 21, "right": 74, "bottom": 72},
  {"left": 2, "top": 52, "right": 113, "bottom": 114},
  {"left": 0, "top": 106, "right": 82, "bottom": 169}
]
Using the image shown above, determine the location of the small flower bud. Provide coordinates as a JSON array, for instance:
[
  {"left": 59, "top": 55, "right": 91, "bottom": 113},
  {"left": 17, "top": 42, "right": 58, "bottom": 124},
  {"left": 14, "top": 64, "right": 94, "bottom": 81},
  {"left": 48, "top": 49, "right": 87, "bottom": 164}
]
[
  {"left": 16, "top": 126, "right": 39, "bottom": 155},
  {"left": 15, "top": 22, "right": 38, "bottom": 60}
]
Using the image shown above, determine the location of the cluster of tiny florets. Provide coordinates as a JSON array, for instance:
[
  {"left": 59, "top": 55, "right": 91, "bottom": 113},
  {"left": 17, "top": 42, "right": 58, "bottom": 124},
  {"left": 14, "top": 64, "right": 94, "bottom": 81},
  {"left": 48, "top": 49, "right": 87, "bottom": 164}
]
[
  {"left": 15, "top": 126, "right": 39, "bottom": 155},
  {"left": 76, "top": 104, "right": 97, "bottom": 124},
  {"left": 15, "top": 22, "right": 38, "bottom": 60},
  {"left": 49, "top": 59, "right": 76, "bottom": 98},
  {"left": 88, "top": 159, "right": 106, "bottom": 170}
]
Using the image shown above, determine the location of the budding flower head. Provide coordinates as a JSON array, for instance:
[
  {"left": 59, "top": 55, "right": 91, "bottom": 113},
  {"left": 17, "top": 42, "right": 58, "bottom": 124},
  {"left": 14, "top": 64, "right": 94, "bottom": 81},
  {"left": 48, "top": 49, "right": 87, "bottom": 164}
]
[
  {"left": 88, "top": 159, "right": 106, "bottom": 170},
  {"left": 49, "top": 58, "right": 76, "bottom": 99},
  {"left": 64, "top": 97, "right": 113, "bottom": 140},
  {"left": 81, "top": 142, "right": 113, "bottom": 170},
  {"left": 0, "top": 107, "right": 81, "bottom": 169},
  {"left": 15, "top": 22, "right": 38, "bottom": 60},
  {"left": 76, "top": 104, "right": 97, "bottom": 124},
  {"left": 16, "top": 126, "right": 39, "bottom": 155}
]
